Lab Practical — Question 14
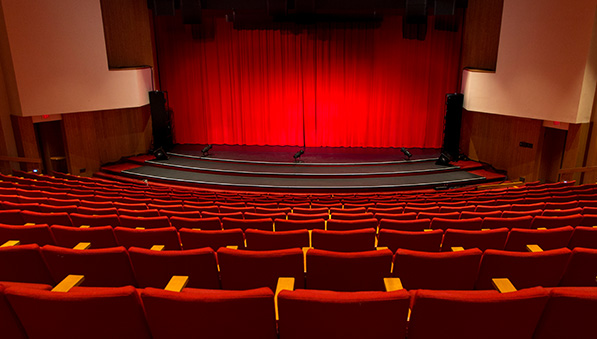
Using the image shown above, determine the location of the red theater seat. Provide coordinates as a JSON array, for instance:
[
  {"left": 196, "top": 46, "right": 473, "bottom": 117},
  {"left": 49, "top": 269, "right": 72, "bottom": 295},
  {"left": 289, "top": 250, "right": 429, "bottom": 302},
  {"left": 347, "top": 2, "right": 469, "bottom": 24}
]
[
  {"left": 179, "top": 228, "right": 244, "bottom": 251},
  {"left": 291, "top": 207, "right": 328, "bottom": 215},
  {"left": 374, "top": 212, "right": 417, "bottom": 221},
  {"left": 5, "top": 285, "right": 151, "bottom": 339},
  {"left": 244, "top": 212, "right": 286, "bottom": 221},
  {"left": 306, "top": 248, "right": 392, "bottom": 291},
  {"left": 326, "top": 218, "right": 378, "bottom": 231},
  {"left": 222, "top": 217, "right": 273, "bottom": 231},
  {"left": 430, "top": 217, "right": 483, "bottom": 231},
  {"left": 38, "top": 204, "right": 78, "bottom": 214},
  {"left": 70, "top": 213, "right": 120, "bottom": 227},
  {"left": 418, "top": 211, "right": 460, "bottom": 220},
  {"left": 482, "top": 216, "right": 533, "bottom": 230},
  {"left": 41, "top": 245, "right": 137, "bottom": 287},
  {"left": 217, "top": 247, "right": 304, "bottom": 291},
  {"left": 378, "top": 218, "right": 431, "bottom": 231},
  {"left": 330, "top": 212, "right": 375, "bottom": 221},
  {"left": 169, "top": 216, "right": 221, "bottom": 230},
  {"left": 460, "top": 210, "right": 502, "bottom": 219},
  {"left": 408, "top": 287, "right": 549, "bottom": 339},
  {"left": 0, "top": 282, "right": 53, "bottom": 339},
  {"left": 510, "top": 202, "right": 546, "bottom": 211},
  {"left": 117, "top": 208, "right": 160, "bottom": 217},
  {"left": 274, "top": 218, "right": 325, "bottom": 231},
  {"left": 533, "top": 287, "right": 597, "bottom": 339},
  {"left": 378, "top": 229, "right": 443, "bottom": 252},
  {"left": 568, "top": 226, "right": 597, "bottom": 249},
  {"left": 75, "top": 206, "right": 119, "bottom": 215},
  {"left": 531, "top": 214, "right": 583, "bottom": 229},
  {"left": 541, "top": 207, "right": 583, "bottom": 217},
  {"left": 287, "top": 212, "right": 329, "bottom": 221},
  {"left": 0, "top": 210, "right": 24, "bottom": 225},
  {"left": 118, "top": 215, "right": 171, "bottom": 229},
  {"left": 113, "top": 227, "right": 181, "bottom": 250},
  {"left": 245, "top": 229, "right": 309, "bottom": 250},
  {"left": 392, "top": 248, "right": 482, "bottom": 290},
  {"left": 475, "top": 248, "right": 571, "bottom": 290},
  {"left": 475, "top": 204, "right": 511, "bottom": 212},
  {"left": 504, "top": 226, "right": 574, "bottom": 251},
  {"left": 202, "top": 211, "right": 244, "bottom": 220},
  {"left": 559, "top": 247, "right": 597, "bottom": 287},
  {"left": 502, "top": 210, "right": 543, "bottom": 218},
  {"left": 311, "top": 228, "right": 376, "bottom": 252},
  {"left": 441, "top": 228, "right": 508, "bottom": 251},
  {"left": 128, "top": 246, "right": 219, "bottom": 289},
  {"left": 278, "top": 289, "right": 409, "bottom": 339},
  {"left": 0, "top": 224, "right": 55, "bottom": 246},
  {"left": 0, "top": 244, "right": 54, "bottom": 285},
  {"left": 20, "top": 210, "right": 72, "bottom": 226},
  {"left": 141, "top": 287, "right": 276, "bottom": 339},
  {"left": 50, "top": 225, "right": 117, "bottom": 249}
]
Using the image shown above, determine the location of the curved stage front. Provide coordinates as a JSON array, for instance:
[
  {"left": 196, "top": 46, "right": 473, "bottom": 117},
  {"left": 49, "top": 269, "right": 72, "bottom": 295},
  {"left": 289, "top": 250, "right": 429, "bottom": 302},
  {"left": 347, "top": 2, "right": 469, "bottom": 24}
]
[{"left": 101, "top": 145, "right": 505, "bottom": 192}]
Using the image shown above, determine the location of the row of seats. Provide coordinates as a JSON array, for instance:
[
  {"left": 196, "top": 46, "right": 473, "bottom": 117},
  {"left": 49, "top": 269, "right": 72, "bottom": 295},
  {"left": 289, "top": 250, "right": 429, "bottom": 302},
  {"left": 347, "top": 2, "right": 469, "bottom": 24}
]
[
  {"left": 1, "top": 171, "right": 592, "bottom": 204},
  {"left": 1, "top": 279, "right": 595, "bottom": 339},
  {"left": 1, "top": 243, "right": 595, "bottom": 291},
  {"left": 2, "top": 223, "right": 596, "bottom": 253},
  {"left": 2, "top": 208, "right": 597, "bottom": 231}
]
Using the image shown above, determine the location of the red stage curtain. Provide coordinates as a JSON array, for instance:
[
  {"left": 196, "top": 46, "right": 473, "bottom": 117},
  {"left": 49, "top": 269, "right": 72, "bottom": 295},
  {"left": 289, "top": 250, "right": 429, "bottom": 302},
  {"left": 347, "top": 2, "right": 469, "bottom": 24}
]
[{"left": 155, "top": 15, "right": 462, "bottom": 148}]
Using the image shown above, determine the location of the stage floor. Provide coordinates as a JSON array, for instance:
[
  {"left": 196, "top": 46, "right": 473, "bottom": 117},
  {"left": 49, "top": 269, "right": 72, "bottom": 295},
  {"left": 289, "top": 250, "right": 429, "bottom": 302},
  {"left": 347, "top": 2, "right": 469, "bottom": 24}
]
[{"left": 101, "top": 145, "right": 504, "bottom": 192}]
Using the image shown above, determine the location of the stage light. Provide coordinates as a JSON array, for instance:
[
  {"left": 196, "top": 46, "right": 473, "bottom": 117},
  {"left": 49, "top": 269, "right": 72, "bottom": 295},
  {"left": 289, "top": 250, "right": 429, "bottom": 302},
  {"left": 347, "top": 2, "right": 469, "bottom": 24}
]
[
  {"left": 202, "top": 144, "right": 213, "bottom": 157},
  {"left": 294, "top": 149, "right": 304, "bottom": 162},
  {"left": 401, "top": 147, "right": 412, "bottom": 160},
  {"left": 436, "top": 152, "right": 452, "bottom": 166},
  {"left": 153, "top": 147, "right": 169, "bottom": 160}
]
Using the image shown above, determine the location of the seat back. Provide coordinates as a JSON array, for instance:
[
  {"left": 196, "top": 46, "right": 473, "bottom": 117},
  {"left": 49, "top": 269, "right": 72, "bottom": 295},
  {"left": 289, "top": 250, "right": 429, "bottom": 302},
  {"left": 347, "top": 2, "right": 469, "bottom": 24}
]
[
  {"left": 0, "top": 244, "right": 54, "bottom": 284},
  {"left": 311, "top": 228, "right": 376, "bottom": 252},
  {"left": 531, "top": 214, "right": 583, "bottom": 229},
  {"left": 330, "top": 212, "right": 375, "bottom": 221},
  {"left": 70, "top": 213, "right": 120, "bottom": 227},
  {"left": 5, "top": 285, "right": 151, "bottom": 339},
  {"left": 430, "top": 217, "right": 483, "bottom": 231},
  {"left": 408, "top": 287, "right": 549, "bottom": 339},
  {"left": 41, "top": 245, "right": 137, "bottom": 287},
  {"left": 475, "top": 248, "right": 572, "bottom": 290},
  {"left": 278, "top": 289, "right": 409, "bottom": 339},
  {"left": 378, "top": 218, "right": 431, "bottom": 231},
  {"left": 129, "top": 247, "right": 219, "bottom": 289},
  {"left": 217, "top": 247, "right": 305, "bottom": 291},
  {"left": 460, "top": 210, "right": 502, "bottom": 219},
  {"left": 482, "top": 216, "right": 533, "bottom": 229},
  {"left": 559, "top": 247, "right": 597, "bottom": 287},
  {"left": 141, "top": 287, "right": 276, "bottom": 339},
  {"left": 274, "top": 218, "right": 325, "bottom": 231},
  {"left": 392, "top": 248, "right": 482, "bottom": 290},
  {"left": 0, "top": 224, "right": 55, "bottom": 246},
  {"left": 114, "top": 227, "right": 181, "bottom": 250},
  {"left": 306, "top": 248, "right": 392, "bottom": 291},
  {"left": 118, "top": 215, "right": 171, "bottom": 229},
  {"left": 378, "top": 229, "right": 443, "bottom": 252},
  {"left": 20, "top": 210, "right": 72, "bottom": 226},
  {"left": 0, "top": 210, "right": 24, "bottom": 225},
  {"left": 326, "top": 219, "right": 378, "bottom": 231},
  {"left": 533, "top": 287, "right": 597, "bottom": 339},
  {"left": 170, "top": 216, "right": 221, "bottom": 230},
  {"left": 50, "top": 225, "right": 117, "bottom": 249},
  {"left": 287, "top": 213, "right": 329, "bottom": 221},
  {"left": 179, "top": 228, "right": 244, "bottom": 250},
  {"left": 441, "top": 228, "right": 508, "bottom": 251},
  {"left": 245, "top": 229, "right": 309, "bottom": 250},
  {"left": 504, "top": 226, "right": 574, "bottom": 251},
  {"left": 567, "top": 226, "right": 597, "bottom": 249},
  {"left": 222, "top": 217, "right": 273, "bottom": 231}
]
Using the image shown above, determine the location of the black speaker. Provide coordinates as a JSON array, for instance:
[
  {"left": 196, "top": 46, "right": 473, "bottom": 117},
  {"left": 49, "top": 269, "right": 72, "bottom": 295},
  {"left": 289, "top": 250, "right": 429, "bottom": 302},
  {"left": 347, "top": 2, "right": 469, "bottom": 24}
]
[
  {"left": 442, "top": 93, "right": 463, "bottom": 159},
  {"left": 149, "top": 91, "right": 173, "bottom": 151},
  {"left": 403, "top": 0, "right": 428, "bottom": 40}
]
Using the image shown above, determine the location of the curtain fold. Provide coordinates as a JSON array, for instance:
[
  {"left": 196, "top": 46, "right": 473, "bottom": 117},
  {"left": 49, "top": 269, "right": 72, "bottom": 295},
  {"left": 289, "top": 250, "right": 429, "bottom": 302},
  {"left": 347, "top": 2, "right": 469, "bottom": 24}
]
[{"left": 156, "top": 15, "right": 462, "bottom": 148}]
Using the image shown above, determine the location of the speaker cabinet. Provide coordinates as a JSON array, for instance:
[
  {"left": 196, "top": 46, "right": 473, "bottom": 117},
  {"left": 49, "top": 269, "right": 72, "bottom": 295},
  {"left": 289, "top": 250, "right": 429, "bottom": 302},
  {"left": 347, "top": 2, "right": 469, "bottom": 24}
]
[
  {"left": 442, "top": 93, "right": 463, "bottom": 159},
  {"left": 149, "top": 91, "right": 173, "bottom": 151}
]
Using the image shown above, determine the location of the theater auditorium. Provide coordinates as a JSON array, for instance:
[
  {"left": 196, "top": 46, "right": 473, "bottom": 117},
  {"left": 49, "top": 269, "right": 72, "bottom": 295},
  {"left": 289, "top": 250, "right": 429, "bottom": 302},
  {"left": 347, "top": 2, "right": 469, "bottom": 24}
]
[{"left": 0, "top": 0, "right": 596, "bottom": 338}]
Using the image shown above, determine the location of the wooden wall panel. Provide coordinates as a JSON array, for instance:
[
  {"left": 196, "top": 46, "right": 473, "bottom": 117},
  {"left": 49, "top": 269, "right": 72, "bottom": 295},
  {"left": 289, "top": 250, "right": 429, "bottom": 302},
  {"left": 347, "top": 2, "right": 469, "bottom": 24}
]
[
  {"left": 460, "top": 110, "right": 544, "bottom": 182},
  {"left": 100, "top": 0, "right": 154, "bottom": 68},
  {"left": 62, "top": 105, "right": 151, "bottom": 176},
  {"left": 461, "top": 0, "right": 504, "bottom": 70},
  {"left": 62, "top": 112, "right": 101, "bottom": 176},
  {"left": 10, "top": 115, "right": 40, "bottom": 172}
]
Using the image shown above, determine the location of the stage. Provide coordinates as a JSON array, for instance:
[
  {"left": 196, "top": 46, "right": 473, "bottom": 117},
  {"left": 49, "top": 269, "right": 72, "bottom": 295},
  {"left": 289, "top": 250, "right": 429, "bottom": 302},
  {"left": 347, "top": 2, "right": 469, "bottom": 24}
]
[{"left": 100, "top": 145, "right": 505, "bottom": 192}]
